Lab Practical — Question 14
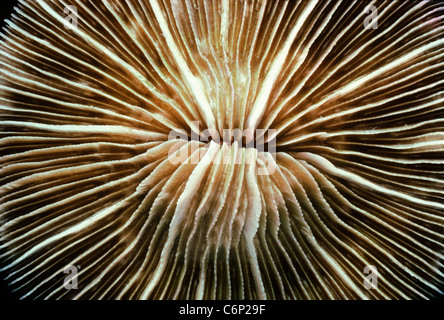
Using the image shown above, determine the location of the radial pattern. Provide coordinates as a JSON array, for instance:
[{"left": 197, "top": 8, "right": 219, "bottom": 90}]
[{"left": 1, "top": 0, "right": 444, "bottom": 299}]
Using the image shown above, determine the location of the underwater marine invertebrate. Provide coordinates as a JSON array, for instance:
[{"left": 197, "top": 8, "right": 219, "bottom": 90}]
[{"left": 0, "top": 0, "right": 444, "bottom": 299}]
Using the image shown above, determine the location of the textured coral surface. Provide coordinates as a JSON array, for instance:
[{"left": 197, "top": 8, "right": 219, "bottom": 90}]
[{"left": 0, "top": 0, "right": 443, "bottom": 299}]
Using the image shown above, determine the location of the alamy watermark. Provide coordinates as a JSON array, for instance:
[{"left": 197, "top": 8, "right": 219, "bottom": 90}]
[
  {"left": 364, "top": 5, "right": 378, "bottom": 30},
  {"left": 64, "top": 5, "right": 78, "bottom": 30},
  {"left": 63, "top": 264, "right": 79, "bottom": 289},
  {"left": 363, "top": 265, "right": 378, "bottom": 289}
]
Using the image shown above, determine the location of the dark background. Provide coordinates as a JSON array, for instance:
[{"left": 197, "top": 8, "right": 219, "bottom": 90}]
[
  {"left": 1, "top": 0, "right": 17, "bottom": 29},
  {"left": 0, "top": 0, "right": 19, "bottom": 300}
]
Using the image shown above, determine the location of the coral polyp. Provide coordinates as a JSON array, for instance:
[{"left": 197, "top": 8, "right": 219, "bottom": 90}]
[{"left": 0, "top": 0, "right": 443, "bottom": 299}]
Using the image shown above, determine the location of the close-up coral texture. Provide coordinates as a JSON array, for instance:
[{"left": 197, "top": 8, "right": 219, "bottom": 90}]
[{"left": 0, "top": 0, "right": 443, "bottom": 300}]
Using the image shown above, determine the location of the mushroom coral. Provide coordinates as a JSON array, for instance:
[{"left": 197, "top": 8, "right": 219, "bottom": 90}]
[{"left": 0, "top": 0, "right": 444, "bottom": 299}]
